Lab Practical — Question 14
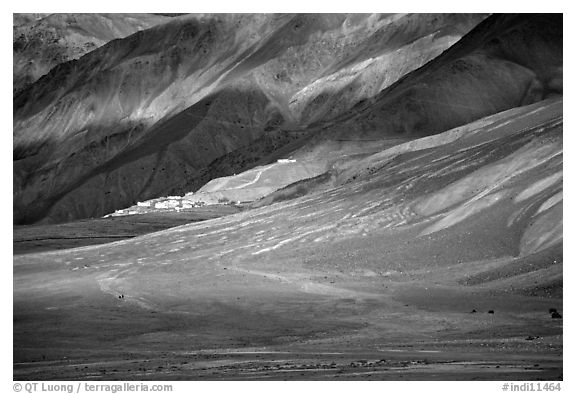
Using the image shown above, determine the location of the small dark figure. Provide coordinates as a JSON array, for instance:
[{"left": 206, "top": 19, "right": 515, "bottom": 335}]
[
  {"left": 118, "top": 294, "right": 124, "bottom": 299},
  {"left": 551, "top": 311, "right": 562, "bottom": 319},
  {"left": 549, "top": 308, "right": 557, "bottom": 314},
  {"left": 488, "top": 310, "right": 494, "bottom": 314},
  {"left": 471, "top": 309, "right": 477, "bottom": 313}
]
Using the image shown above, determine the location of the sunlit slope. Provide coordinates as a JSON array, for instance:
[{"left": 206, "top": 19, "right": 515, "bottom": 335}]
[
  {"left": 14, "top": 14, "right": 485, "bottom": 224},
  {"left": 196, "top": 159, "right": 326, "bottom": 202}
]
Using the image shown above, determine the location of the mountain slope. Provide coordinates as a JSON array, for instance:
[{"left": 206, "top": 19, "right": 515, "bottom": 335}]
[
  {"left": 162, "top": 13, "right": 563, "bottom": 207},
  {"left": 13, "top": 13, "right": 171, "bottom": 95},
  {"left": 306, "top": 13, "right": 561, "bottom": 143},
  {"left": 14, "top": 13, "right": 486, "bottom": 224}
]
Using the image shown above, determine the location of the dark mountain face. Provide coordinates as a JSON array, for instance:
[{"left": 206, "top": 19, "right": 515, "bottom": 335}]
[
  {"left": 13, "top": 14, "right": 561, "bottom": 225},
  {"left": 13, "top": 13, "right": 171, "bottom": 95}
]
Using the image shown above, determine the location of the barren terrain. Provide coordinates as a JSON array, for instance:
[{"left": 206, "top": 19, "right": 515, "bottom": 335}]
[{"left": 14, "top": 98, "right": 563, "bottom": 380}]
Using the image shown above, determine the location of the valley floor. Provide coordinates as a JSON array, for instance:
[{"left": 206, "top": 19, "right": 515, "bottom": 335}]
[
  {"left": 13, "top": 257, "right": 563, "bottom": 380},
  {"left": 13, "top": 205, "right": 241, "bottom": 255}
]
